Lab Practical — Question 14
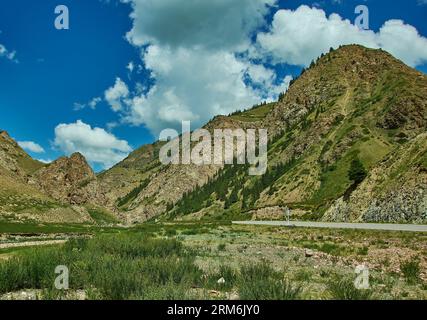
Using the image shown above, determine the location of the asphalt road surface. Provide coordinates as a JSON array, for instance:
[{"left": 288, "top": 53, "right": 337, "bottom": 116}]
[{"left": 232, "top": 221, "right": 427, "bottom": 232}]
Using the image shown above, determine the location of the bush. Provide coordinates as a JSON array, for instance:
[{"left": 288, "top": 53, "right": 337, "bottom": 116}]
[
  {"left": 165, "top": 229, "right": 177, "bottom": 237},
  {"left": 217, "top": 244, "right": 226, "bottom": 251},
  {"left": 348, "top": 158, "right": 367, "bottom": 184},
  {"left": 400, "top": 259, "right": 420, "bottom": 284}
]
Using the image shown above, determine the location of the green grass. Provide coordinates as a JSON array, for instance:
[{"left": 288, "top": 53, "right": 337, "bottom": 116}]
[
  {"left": 327, "top": 277, "right": 373, "bottom": 300},
  {"left": 421, "top": 151, "right": 427, "bottom": 170},
  {"left": 204, "top": 265, "right": 237, "bottom": 292},
  {"left": 303, "top": 242, "right": 347, "bottom": 256},
  {"left": 230, "top": 103, "right": 274, "bottom": 122},
  {"left": 0, "top": 232, "right": 304, "bottom": 300},
  {"left": 16, "top": 155, "right": 45, "bottom": 175},
  {"left": 238, "top": 262, "right": 302, "bottom": 300},
  {"left": 357, "top": 246, "right": 369, "bottom": 256},
  {"left": 0, "top": 233, "right": 202, "bottom": 300},
  {"left": 86, "top": 206, "right": 119, "bottom": 225},
  {"left": 310, "top": 151, "right": 354, "bottom": 205}
]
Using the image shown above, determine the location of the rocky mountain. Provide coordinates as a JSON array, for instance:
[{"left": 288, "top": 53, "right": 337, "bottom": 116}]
[
  {"left": 1, "top": 45, "right": 426, "bottom": 225},
  {"left": 97, "top": 114, "right": 264, "bottom": 224},
  {"left": 101, "top": 45, "right": 426, "bottom": 224},
  {"left": 0, "top": 130, "right": 44, "bottom": 178},
  {"left": 32, "top": 152, "right": 107, "bottom": 206},
  {"left": 0, "top": 131, "right": 110, "bottom": 224}
]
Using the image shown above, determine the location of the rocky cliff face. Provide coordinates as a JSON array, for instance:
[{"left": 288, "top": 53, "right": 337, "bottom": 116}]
[
  {"left": 32, "top": 152, "right": 107, "bottom": 206},
  {"left": 0, "top": 134, "right": 95, "bottom": 224},
  {"left": 103, "top": 114, "right": 265, "bottom": 224},
  {"left": 323, "top": 134, "right": 427, "bottom": 223},
  {"left": 256, "top": 45, "right": 427, "bottom": 223}
]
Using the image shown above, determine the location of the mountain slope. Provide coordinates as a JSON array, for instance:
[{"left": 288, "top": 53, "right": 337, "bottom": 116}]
[
  {"left": 2, "top": 45, "right": 425, "bottom": 225},
  {"left": 103, "top": 45, "right": 426, "bottom": 224},
  {"left": 0, "top": 131, "right": 90, "bottom": 223},
  {"left": 0, "top": 131, "right": 112, "bottom": 224},
  {"left": 0, "top": 130, "right": 45, "bottom": 177}
]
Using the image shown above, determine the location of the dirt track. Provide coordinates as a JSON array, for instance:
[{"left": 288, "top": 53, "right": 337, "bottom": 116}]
[{"left": 0, "top": 240, "right": 67, "bottom": 250}]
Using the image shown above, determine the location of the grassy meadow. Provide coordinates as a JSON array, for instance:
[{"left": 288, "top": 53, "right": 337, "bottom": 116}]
[{"left": 0, "top": 221, "right": 426, "bottom": 300}]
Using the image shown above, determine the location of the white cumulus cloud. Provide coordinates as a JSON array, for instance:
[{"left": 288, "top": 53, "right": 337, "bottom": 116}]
[
  {"left": 37, "top": 159, "right": 53, "bottom": 164},
  {"left": 54, "top": 120, "right": 132, "bottom": 169},
  {"left": 105, "top": 77, "right": 130, "bottom": 112},
  {"left": 18, "top": 141, "right": 45, "bottom": 153},
  {"left": 122, "top": 46, "right": 264, "bottom": 134},
  {"left": 256, "top": 5, "right": 427, "bottom": 67},
  {"left": 113, "top": 0, "right": 291, "bottom": 135},
  {"left": 103, "top": 2, "right": 427, "bottom": 138},
  {"left": 122, "top": 0, "right": 276, "bottom": 51}
]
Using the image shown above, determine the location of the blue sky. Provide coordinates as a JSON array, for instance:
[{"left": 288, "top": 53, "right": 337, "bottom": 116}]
[{"left": 0, "top": 0, "right": 426, "bottom": 171}]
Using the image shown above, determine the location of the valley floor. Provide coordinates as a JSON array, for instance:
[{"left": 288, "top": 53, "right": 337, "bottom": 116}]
[{"left": 0, "top": 221, "right": 426, "bottom": 300}]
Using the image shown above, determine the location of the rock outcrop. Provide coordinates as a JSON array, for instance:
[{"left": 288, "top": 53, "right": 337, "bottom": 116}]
[{"left": 33, "top": 152, "right": 107, "bottom": 206}]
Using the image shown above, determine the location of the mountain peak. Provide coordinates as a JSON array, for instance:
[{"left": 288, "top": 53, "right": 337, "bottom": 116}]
[
  {"left": 0, "top": 130, "right": 10, "bottom": 138},
  {"left": 70, "top": 152, "right": 88, "bottom": 163}
]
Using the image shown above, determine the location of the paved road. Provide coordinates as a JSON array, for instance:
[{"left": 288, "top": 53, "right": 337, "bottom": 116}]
[{"left": 232, "top": 221, "right": 427, "bottom": 232}]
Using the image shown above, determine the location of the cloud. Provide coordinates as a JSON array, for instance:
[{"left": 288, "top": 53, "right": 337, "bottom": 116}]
[
  {"left": 54, "top": 120, "right": 132, "bottom": 169},
  {"left": 378, "top": 20, "right": 427, "bottom": 67},
  {"left": 37, "top": 159, "right": 53, "bottom": 164},
  {"left": 106, "top": 2, "right": 427, "bottom": 138},
  {"left": 73, "top": 97, "right": 102, "bottom": 111},
  {"left": 0, "top": 43, "right": 18, "bottom": 63},
  {"left": 256, "top": 5, "right": 427, "bottom": 67},
  {"left": 88, "top": 97, "right": 102, "bottom": 109},
  {"left": 126, "top": 61, "right": 135, "bottom": 73},
  {"left": 122, "top": 46, "right": 264, "bottom": 133},
  {"left": 105, "top": 77, "right": 130, "bottom": 112},
  {"left": 18, "top": 141, "right": 45, "bottom": 153},
  {"left": 122, "top": 0, "right": 276, "bottom": 51},
  {"left": 114, "top": 0, "right": 291, "bottom": 135}
]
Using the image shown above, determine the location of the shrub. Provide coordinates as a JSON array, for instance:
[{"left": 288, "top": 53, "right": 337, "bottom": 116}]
[
  {"left": 165, "top": 229, "right": 177, "bottom": 237},
  {"left": 400, "top": 259, "right": 420, "bottom": 284},
  {"left": 348, "top": 158, "right": 367, "bottom": 184},
  {"left": 357, "top": 246, "right": 369, "bottom": 256},
  {"left": 217, "top": 243, "right": 226, "bottom": 251}
]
